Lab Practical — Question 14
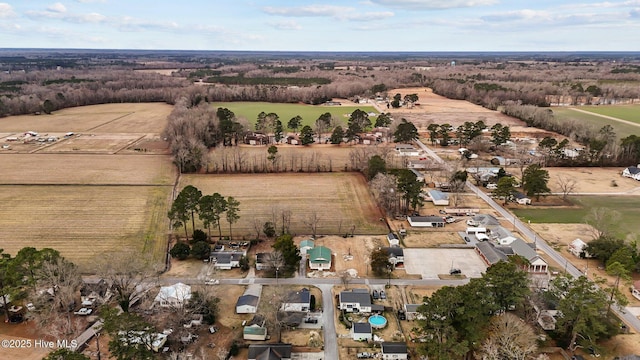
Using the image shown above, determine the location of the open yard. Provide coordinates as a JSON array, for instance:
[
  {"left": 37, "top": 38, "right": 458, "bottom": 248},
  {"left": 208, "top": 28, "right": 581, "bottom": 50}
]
[
  {"left": 212, "top": 101, "right": 378, "bottom": 128},
  {"left": 577, "top": 104, "right": 640, "bottom": 123},
  {"left": 178, "top": 173, "right": 387, "bottom": 237}
]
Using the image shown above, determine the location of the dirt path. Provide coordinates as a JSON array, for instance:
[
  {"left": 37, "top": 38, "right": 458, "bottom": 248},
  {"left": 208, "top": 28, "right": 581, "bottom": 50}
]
[{"left": 568, "top": 107, "right": 640, "bottom": 128}]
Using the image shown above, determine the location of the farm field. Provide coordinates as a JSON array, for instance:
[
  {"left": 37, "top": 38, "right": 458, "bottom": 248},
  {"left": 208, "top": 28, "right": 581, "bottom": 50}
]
[
  {"left": 0, "top": 154, "right": 176, "bottom": 185},
  {"left": 178, "top": 173, "right": 387, "bottom": 236},
  {"left": 0, "top": 185, "right": 171, "bottom": 268},
  {"left": 212, "top": 101, "right": 378, "bottom": 128},
  {"left": 552, "top": 107, "right": 640, "bottom": 139},
  {"left": 545, "top": 167, "right": 640, "bottom": 194},
  {"left": 0, "top": 103, "right": 173, "bottom": 134},
  {"left": 513, "top": 196, "right": 640, "bottom": 240}
]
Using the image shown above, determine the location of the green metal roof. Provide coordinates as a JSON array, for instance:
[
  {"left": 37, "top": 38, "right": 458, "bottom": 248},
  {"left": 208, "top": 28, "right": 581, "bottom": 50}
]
[
  {"left": 243, "top": 325, "right": 267, "bottom": 336},
  {"left": 308, "top": 246, "right": 331, "bottom": 263}
]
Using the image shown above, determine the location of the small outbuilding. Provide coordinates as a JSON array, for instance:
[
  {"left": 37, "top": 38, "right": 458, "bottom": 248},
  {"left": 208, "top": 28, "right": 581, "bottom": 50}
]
[
  {"left": 351, "top": 322, "right": 373, "bottom": 341},
  {"left": 382, "top": 342, "right": 409, "bottom": 360},
  {"left": 428, "top": 190, "right": 449, "bottom": 206},
  {"left": 569, "top": 239, "right": 591, "bottom": 258},
  {"left": 300, "top": 239, "right": 315, "bottom": 255}
]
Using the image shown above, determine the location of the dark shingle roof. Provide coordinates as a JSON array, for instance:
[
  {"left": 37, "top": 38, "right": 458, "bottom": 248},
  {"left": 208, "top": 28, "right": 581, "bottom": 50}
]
[
  {"left": 236, "top": 295, "right": 259, "bottom": 307},
  {"left": 353, "top": 322, "right": 372, "bottom": 334},
  {"left": 382, "top": 342, "right": 408, "bottom": 354},
  {"left": 382, "top": 247, "right": 404, "bottom": 257},
  {"left": 248, "top": 344, "right": 292, "bottom": 360},
  {"left": 340, "top": 290, "right": 371, "bottom": 306}
]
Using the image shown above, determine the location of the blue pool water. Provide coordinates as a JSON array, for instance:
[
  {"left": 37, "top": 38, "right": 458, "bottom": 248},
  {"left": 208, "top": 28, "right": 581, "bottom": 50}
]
[{"left": 368, "top": 314, "right": 387, "bottom": 328}]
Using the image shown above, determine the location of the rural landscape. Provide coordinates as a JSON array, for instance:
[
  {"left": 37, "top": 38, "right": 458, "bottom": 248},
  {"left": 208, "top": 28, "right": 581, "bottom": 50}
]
[{"left": 1, "top": 50, "right": 640, "bottom": 360}]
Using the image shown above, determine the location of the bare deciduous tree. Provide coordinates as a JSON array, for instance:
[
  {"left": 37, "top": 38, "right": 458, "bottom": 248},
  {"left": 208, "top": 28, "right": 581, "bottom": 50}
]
[
  {"left": 584, "top": 207, "right": 621, "bottom": 240},
  {"left": 303, "top": 211, "right": 321, "bottom": 238},
  {"left": 95, "top": 251, "right": 160, "bottom": 313},
  {"left": 480, "top": 313, "right": 538, "bottom": 360},
  {"left": 370, "top": 173, "right": 399, "bottom": 216},
  {"left": 556, "top": 175, "right": 577, "bottom": 201}
]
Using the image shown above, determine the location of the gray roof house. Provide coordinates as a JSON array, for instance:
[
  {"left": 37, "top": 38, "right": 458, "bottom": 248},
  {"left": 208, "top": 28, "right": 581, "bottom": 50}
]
[
  {"left": 382, "top": 342, "right": 408, "bottom": 360},
  {"left": 236, "top": 294, "right": 260, "bottom": 314},
  {"left": 622, "top": 165, "right": 640, "bottom": 181},
  {"left": 281, "top": 288, "right": 311, "bottom": 312},
  {"left": 248, "top": 343, "right": 292, "bottom": 360},
  {"left": 382, "top": 247, "right": 404, "bottom": 266},
  {"left": 352, "top": 322, "right": 373, "bottom": 341},
  {"left": 407, "top": 215, "right": 445, "bottom": 228},
  {"left": 339, "top": 289, "right": 383, "bottom": 313}
]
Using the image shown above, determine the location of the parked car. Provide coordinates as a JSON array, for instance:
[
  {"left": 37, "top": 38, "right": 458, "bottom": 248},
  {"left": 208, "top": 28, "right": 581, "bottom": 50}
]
[
  {"left": 444, "top": 216, "right": 455, "bottom": 223},
  {"left": 466, "top": 219, "right": 479, "bottom": 227},
  {"left": 379, "top": 290, "right": 386, "bottom": 299},
  {"left": 372, "top": 290, "right": 379, "bottom": 300},
  {"left": 304, "top": 318, "right": 318, "bottom": 324},
  {"left": 357, "top": 352, "right": 374, "bottom": 359},
  {"left": 205, "top": 279, "right": 219, "bottom": 285},
  {"left": 213, "top": 245, "right": 224, "bottom": 252},
  {"left": 464, "top": 236, "right": 470, "bottom": 242},
  {"left": 450, "top": 268, "right": 462, "bottom": 275},
  {"left": 209, "top": 326, "right": 218, "bottom": 334},
  {"left": 397, "top": 310, "right": 406, "bottom": 320}
]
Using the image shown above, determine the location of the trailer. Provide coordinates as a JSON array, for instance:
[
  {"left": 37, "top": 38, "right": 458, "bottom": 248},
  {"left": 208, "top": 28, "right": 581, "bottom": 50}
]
[{"left": 443, "top": 208, "right": 479, "bottom": 216}]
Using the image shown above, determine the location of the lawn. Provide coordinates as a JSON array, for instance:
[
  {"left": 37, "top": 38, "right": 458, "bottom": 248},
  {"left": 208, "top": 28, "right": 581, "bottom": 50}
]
[
  {"left": 212, "top": 102, "right": 378, "bottom": 128},
  {"left": 578, "top": 105, "right": 640, "bottom": 123},
  {"left": 513, "top": 196, "right": 640, "bottom": 239},
  {"left": 552, "top": 107, "right": 640, "bottom": 139}
]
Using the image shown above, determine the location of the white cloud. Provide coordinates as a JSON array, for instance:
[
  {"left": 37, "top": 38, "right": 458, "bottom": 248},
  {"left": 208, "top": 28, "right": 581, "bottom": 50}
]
[
  {"left": 0, "top": 2, "right": 17, "bottom": 18},
  {"left": 263, "top": 5, "right": 354, "bottom": 17},
  {"left": 25, "top": 9, "right": 107, "bottom": 23},
  {"left": 47, "top": 2, "right": 67, "bottom": 13},
  {"left": 269, "top": 20, "right": 303, "bottom": 30},
  {"left": 369, "top": 0, "right": 498, "bottom": 10},
  {"left": 262, "top": 4, "right": 393, "bottom": 21},
  {"left": 75, "top": 0, "right": 107, "bottom": 3}
]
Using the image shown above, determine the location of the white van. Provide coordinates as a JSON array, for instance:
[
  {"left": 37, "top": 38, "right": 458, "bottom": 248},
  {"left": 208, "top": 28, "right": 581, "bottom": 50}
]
[
  {"left": 475, "top": 233, "right": 490, "bottom": 242},
  {"left": 466, "top": 227, "right": 487, "bottom": 235}
]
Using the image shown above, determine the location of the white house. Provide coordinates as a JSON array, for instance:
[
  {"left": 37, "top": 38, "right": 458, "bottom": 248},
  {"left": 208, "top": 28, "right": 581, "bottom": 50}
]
[
  {"left": 236, "top": 294, "right": 259, "bottom": 314},
  {"left": 387, "top": 233, "right": 400, "bottom": 247},
  {"left": 381, "top": 342, "right": 408, "bottom": 360},
  {"left": 632, "top": 280, "right": 640, "bottom": 301},
  {"left": 514, "top": 192, "right": 532, "bottom": 205},
  {"left": 408, "top": 216, "right": 445, "bottom": 228},
  {"left": 210, "top": 251, "right": 243, "bottom": 270},
  {"left": 308, "top": 246, "right": 332, "bottom": 271},
  {"left": 569, "top": 238, "right": 591, "bottom": 258},
  {"left": 510, "top": 239, "right": 548, "bottom": 274},
  {"left": 428, "top": 190, "right": 450, "bottom": 206},
  {"left": 351, "top": 322, "right": 373, "bottom": 341},
  {"left": 154, "top": 283, "right": 191, "bottom": 308},
  {"left": 281, "top": 288, "right": 311, "bottom": 312},
  {"left": 622, "top": 166, "right": 640, "bottom": 181},
  {"left": 382, "top": 247, "right": 404, "bottom": 267},
  {"left": 255, "top": 253, "right": 270, "bottom": 271},
  {"left": 339, "top": 289, "right": 375, "bottom": 313}
]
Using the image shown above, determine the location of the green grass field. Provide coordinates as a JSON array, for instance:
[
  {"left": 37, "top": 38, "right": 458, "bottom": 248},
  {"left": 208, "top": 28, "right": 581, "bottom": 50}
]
[
  {"left": 212, "top": 102, "right": 378, "bottom": 128},
  {"left": 513, "top": 196, "right": 640, "bottom": 239},
  {"left": 552, "top": 107, "right": 640, "bottom": 139},
  {"left": 579, "top": 105, "right": 640, "bottom": 123}
]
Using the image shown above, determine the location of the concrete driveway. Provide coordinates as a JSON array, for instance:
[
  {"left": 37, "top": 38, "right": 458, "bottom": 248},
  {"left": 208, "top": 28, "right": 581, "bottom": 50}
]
[{"left": 403, "top": 248, "right": 487, "bottom": 279}]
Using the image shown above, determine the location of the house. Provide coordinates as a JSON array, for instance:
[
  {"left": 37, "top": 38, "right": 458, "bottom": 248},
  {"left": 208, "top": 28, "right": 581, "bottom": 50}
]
[
  {"left": 632, "top": 280, "right": 640, "bottom": 301},
  {"left": 248, "top": 343, "right": 292, "bottom": 360},
  {"left": 299, "top": 239, "right": 315, "bottom": 255},
  {"left": 410, "top": 169, "right": 425, "bottom": 182},
  {"left": 308, "top": 246, "right": 332, "bottom": 271},
  {"left": 256, "top": 253, "right": 270, "bottom": 271},
  {"left": 475, "top": 241, "right": 509, "bottom": 266},
  {"left": 395, "top": 144, "right": 420, "bottom": 156},
  {"left": 80, "top": 278, "right": 111, "bottom": 306},
  {"left": 243, "top": 132, "right": 269, "bottom": 145},
  {"left": 490, "top": 156, "right": 507, "bottom": 166},
  {"left": 382, "top": 247, "right": 404, "bottom": 267},
  {"left": 210, "top": 251, "right": 244, "bottom": 270},
  {"left": 351, "top": 322, "right": 373, "bottom": 341},
  {"left": 243, "top": 315, "right": 268, "bottom": 341},
  {"left": 472, "top": 214, "right": 501, "bottom": 228},
  {"left": 285, "top": 135, "right": 299, "bottom": 145},
  {"left": 381, "top": 342, "right": 409, "bottom": 360},
  {"left": 387, "top": 233, "right": 400, "bottom": 246},
  {"left": 236, "top": 294, "right": 260, "bottom": 314},
  {"left": 514, "top": 192, "right": 531, "bottom": 205},
  {"left": 569, "top": 238, "right": 591, "bottom": 258},
  {"left": 339, "top": 289, "right": 373, "bottom": 313},
  {"left": 404, "top": 304, "right": 424, "bottom": 320},
  {"left": 154, "top": 283, "right": 191, "bottom": 308},
  {"left": 281, "top": 288, "right": 311, "bottom": 312},
  {"left": 492, "top": 227, "right": 518, "bottom": 245},
  {"left": 510, "top": 239, "right": 548, "bottom": 274},
  {"left": 428, "top": 190, "right": 449, "bottom": 206},
  {"left": 622, "top": 165, "right": 640, "bottom": 181},
  {"left": 407, "top": 216, "right": 445, "bottom": 228}
]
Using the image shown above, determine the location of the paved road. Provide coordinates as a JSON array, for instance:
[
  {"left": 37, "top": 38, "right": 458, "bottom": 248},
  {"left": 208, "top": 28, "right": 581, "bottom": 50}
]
[
  {"left": 415, "top": 138, "right": 640, "bottom": 332},
  {"left": 318, "top": 284, "right": 337, "bottom": 360},
  {"left": 466, "top": 181, "right": 640, "bottom": 332}
]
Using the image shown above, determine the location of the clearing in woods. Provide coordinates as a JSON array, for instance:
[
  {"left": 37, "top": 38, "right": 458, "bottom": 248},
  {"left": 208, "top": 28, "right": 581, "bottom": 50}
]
[{"left": 178, "top": 173, "right": 387, "bottom": 236}]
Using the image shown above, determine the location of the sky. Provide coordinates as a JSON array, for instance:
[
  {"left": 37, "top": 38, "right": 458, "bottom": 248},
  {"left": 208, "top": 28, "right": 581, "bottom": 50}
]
[{"left": 0, "top": 0, "right": 639, "bottom": 51}]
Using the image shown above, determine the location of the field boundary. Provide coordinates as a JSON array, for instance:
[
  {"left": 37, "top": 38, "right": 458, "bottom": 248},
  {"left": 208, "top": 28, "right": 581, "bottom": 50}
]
[
  {"left": 568, "top": 107, "right": 640, "bottom": 128},
  {"left": 85, "top": 111, "right": 134, "bottom": 131}
]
